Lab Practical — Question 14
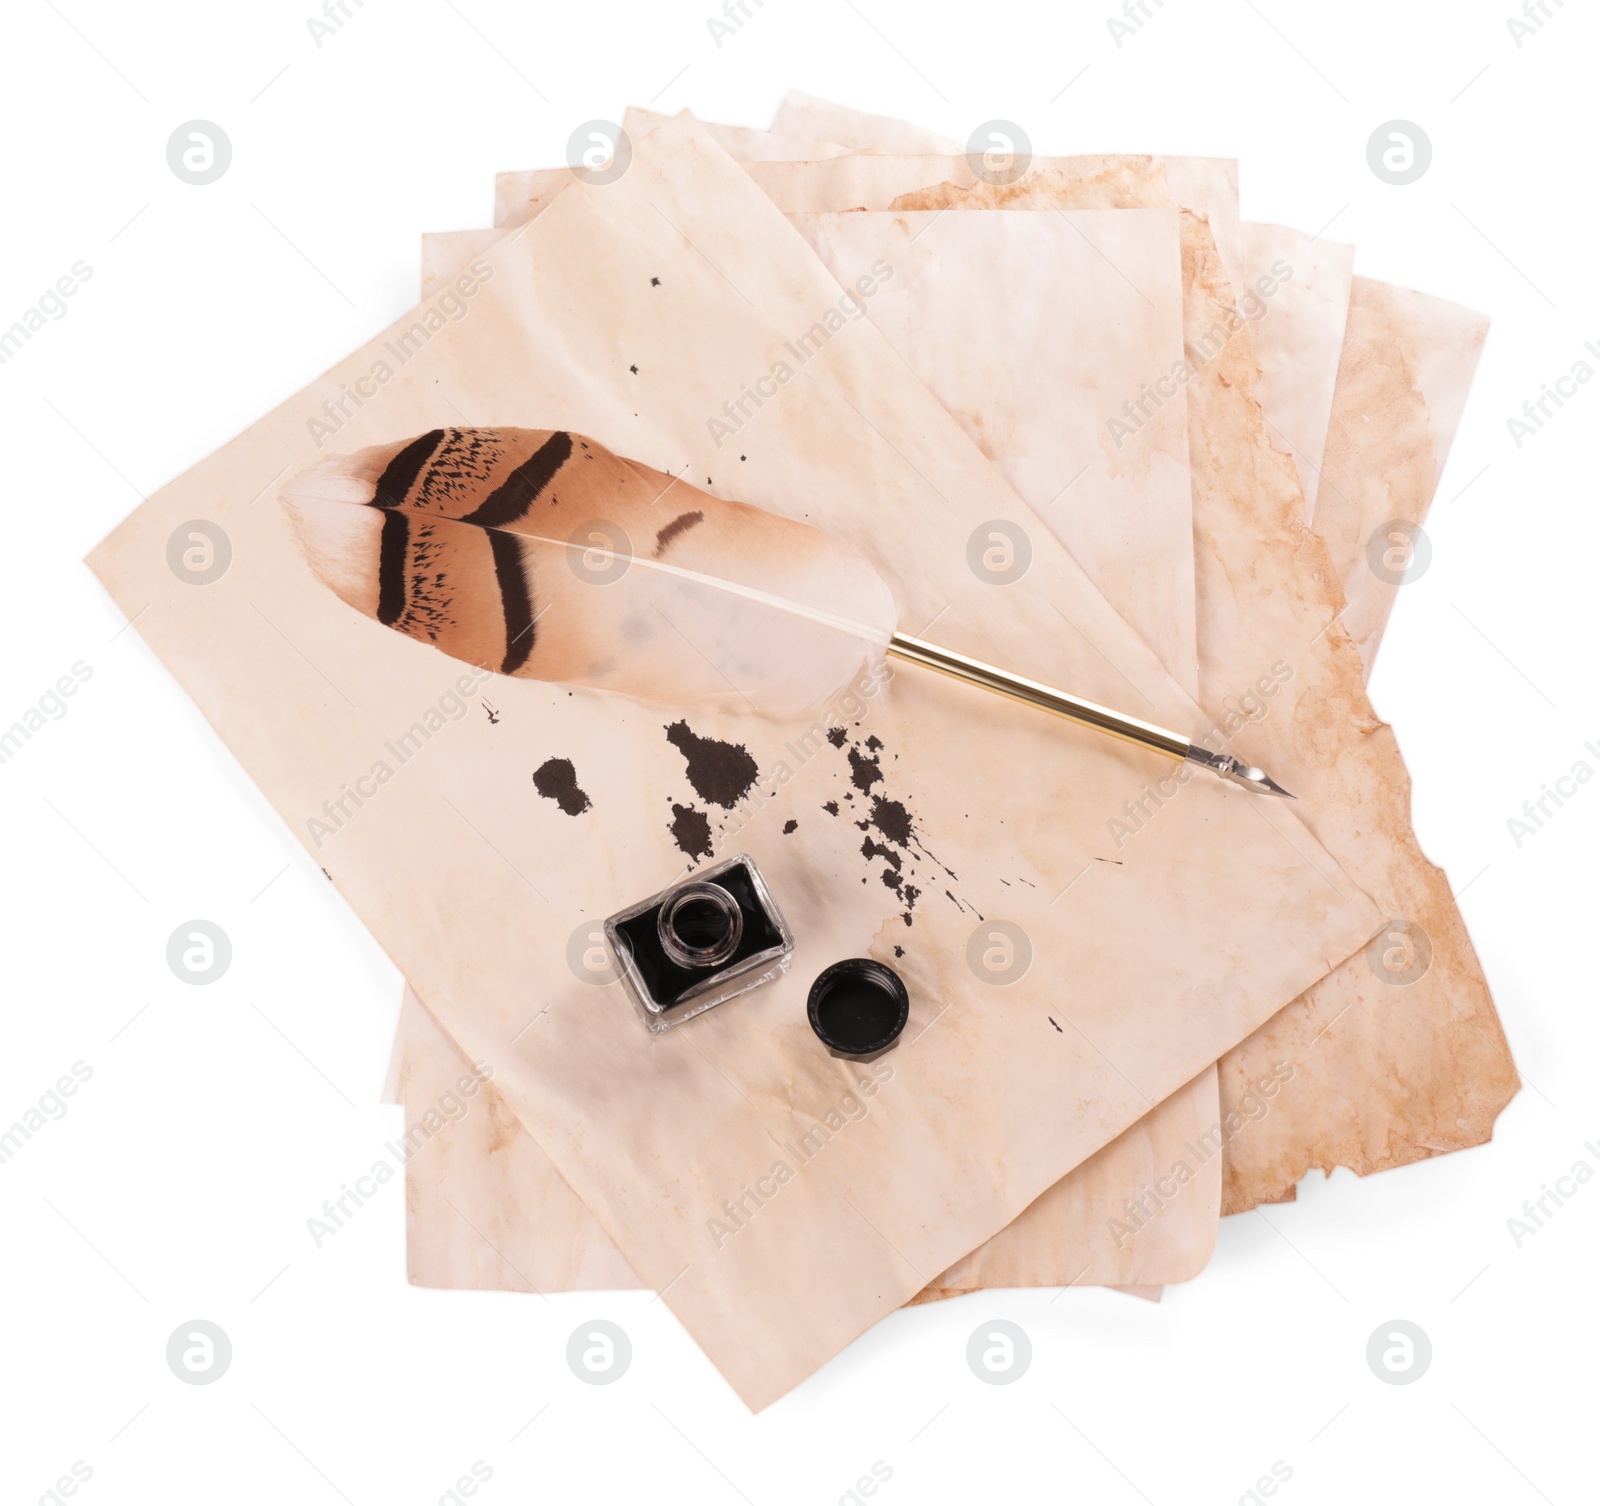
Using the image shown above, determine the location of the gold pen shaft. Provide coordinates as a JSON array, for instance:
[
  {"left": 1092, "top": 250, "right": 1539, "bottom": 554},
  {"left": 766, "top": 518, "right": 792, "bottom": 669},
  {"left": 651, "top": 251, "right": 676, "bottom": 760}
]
[{"left": 885, "top": 632, "right": 1294, "bottom": 798}]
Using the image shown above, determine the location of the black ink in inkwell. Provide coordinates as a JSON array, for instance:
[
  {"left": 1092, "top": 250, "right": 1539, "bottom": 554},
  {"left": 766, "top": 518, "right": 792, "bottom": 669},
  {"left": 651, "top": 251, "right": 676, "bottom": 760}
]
[{"left": 604, "top": 854, "right": 793, "bottom": 1032}]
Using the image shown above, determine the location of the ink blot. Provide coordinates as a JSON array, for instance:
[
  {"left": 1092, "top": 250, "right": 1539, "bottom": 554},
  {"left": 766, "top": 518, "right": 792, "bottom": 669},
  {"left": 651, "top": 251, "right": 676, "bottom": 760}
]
[
  {"left": 868, "top": 796, "right": 913, "bottom": 847},
  {"left": 861, "top": 834, "right": 902, "bottom": 872},
  {"left": 826, "top": 727, "right": 847, "bottom": 748},
  {"left": 532, "top": 757, "right": 591, "bottom": 816},
  {"left": 823, "top": 801, "right": 840, "bottom": 817},
  {"left": 848, "top": 747, "right": 883, "bottom": 793},
  {"left": 782, "top": 819, "right": 798, "bottom": 834},
  {"left": 665, "top": 721, "right": 759, "bottom": 809},
  {"left": 669, "top": 803, "right": 713, "bottom": 859}
]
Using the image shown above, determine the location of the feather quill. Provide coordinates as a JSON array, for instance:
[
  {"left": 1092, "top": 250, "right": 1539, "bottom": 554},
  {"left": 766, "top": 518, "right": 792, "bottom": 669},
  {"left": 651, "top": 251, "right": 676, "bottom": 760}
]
[
  {"left": 280, "top": 427, "right": 898, "bottom": 718},
  {"left": 281, "top": 427, "right": 1294, "bottom": 794}
]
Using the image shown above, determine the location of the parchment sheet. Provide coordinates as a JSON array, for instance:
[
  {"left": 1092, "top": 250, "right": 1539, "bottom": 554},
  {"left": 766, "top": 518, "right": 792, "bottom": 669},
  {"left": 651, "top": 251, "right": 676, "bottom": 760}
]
[
  {"left": 442, "top": 132, "right": 1249, "bottom": 1300},
  {"left": 1172, "top": 216, "right": 1519, "bottom": 1213},
  {"left": 622, "top": 104, "right": 846, "bottom": 163},
  {"left": 788, "top": 208, "right": 1197, "bottom": 697},
  {"left": 406, "top": 198, "right": 1223, "bottom": 1298},
  {"left": 771, "top": 88, "right": 960, "bottom": 155},
  {"left": 397, "top": 986, "right": 644, "bottom": 1293},
  {"left": 734, "top": 131, "right": 1518, "bottom": 1213},
  {"left": 764, "top": 90, "right": 1245, "bottom": 295},
  {"left": 1310, "top": 276, "right": 1490, "bottom": 677},
  {"left": 88, "top": 115, "right": 1379, "bottom": 1407},
  {"left": 395, "top": 982, "right": 1223, "bottom": 1298},
  {"left": 412, "top": 110, "right": 1504, "bottom": 1315},
  {"left": 1238, "top": 222, "right": 1354, "bottom": 520},
  {"left": 418, "top": 144, "right": 1231, "bottom": 1297}
]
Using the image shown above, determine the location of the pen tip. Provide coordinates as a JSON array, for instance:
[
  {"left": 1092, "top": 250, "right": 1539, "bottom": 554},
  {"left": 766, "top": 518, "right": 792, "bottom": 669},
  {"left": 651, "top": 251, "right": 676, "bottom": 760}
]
[{"left": 1186, "top": 747, "right": 1296, "bottom": 798}]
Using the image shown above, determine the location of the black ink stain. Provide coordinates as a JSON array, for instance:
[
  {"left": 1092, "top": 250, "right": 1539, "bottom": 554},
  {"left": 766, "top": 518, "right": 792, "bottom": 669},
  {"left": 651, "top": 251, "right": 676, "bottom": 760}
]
[
  {"left": 1048, "top": 1017, "right": 1063, "bottom": 1033},
  {"left": 665, "top": 721, "right": 759, "bottom": 809},
  {"left": 782, "top": 819, "right": 798, "bottom": 834},
  {"left": 867, "top": 796, "right": 912, "bottom": 846},
  {"left": 533, "top": 757, "right": 591, "bottom": 816},
  {"left": 669, "top": 803, "right": 712, "bottom": 859},
  {"left": 826, "top": 727, "right": 847, "bottom": 748},
  {"left": 861, "top": 834, "right": 902, "bottom": 872},
  {"left": 893, "top": 945, "right": 904, "bottom": 958},
  {"left": 629, "top": 364, "right": 639, "bottom": 374},
  {"left": 650, "top": 276, "right": 661, "bottom": 286},
  {"left": 848, "top": 747, "right": 883, "bottom": 793},
  {"left": 653, "top": 510, "right": 704, "bottom": 556},
  {"left": 865, "top": 735, "right": 883, "bottom": 752},
  {"left": 823, "top": 801, "right": 839, "bottom": 816}
]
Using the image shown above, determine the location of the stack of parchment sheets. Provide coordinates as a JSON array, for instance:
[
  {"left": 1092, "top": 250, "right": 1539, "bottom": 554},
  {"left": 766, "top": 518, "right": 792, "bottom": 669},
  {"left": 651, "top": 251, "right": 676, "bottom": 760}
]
[{"left": 88, "top": 91, "right": 1518, "bottom": 1408}]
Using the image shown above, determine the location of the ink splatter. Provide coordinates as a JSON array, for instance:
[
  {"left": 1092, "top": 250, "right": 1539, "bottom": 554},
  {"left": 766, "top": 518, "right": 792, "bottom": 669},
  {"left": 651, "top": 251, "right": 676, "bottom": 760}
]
[
  {"left": 848, "top": 746, "right": 883, "bottom": 793},
  {"left": 669, "top": 803, "right": 712, "bottom": 859},
  {"left": 650, "top": 276, "right": 661, "bottom": 286},
  {"left": 665, "top": 721, "right": 759, "bottom": 809},
  {"left": 893, "top": 945, "right": 904, "bottom": 959},
  {"left": 1048, "top": 1017, "right": 1063, "bottom": 1033},
  {"left": 811, "top": 725, "right": 970, "bottom": 930},
  {"left": 629, "top": 364, "right": 639, "bottom": 374},
  {"left": 533, "top": 757, "right": 591, "bottom": 816},
  {"left": 867, "top": 796, "right": 912, "bottom": 846},
  {"left": 783, "top": 819, "right": 798, "bottom": 834},
  {"left": 861, "top": 834, "right": 902, "bottom": 872},
  {"left": 654, "top": 510, "right": 704, "bottom": 556}
]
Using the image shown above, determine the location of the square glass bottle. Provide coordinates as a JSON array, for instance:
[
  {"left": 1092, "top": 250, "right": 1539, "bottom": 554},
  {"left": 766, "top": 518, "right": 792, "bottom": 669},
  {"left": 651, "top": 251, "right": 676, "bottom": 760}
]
[{"left": 604, "top": 854, "right": 795, "bottom": 1033}]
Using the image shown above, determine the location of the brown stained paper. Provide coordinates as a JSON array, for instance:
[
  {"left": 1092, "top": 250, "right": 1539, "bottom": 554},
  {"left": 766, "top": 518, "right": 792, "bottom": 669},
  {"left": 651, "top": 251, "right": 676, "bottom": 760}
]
[
  {"left": 394, "top": 981, "right": 1221, "bottom": 1298},
  {"left": 750, "top": 129, "right": 1518, "bottom": 1207},
  {"left": 402, "top": 203, "right": 1222, "bottom": 1297},
  {"left": 771, "top": 89, "right": 961, "bottom": 155},
  {"left": 786, "top": 208, "right": 1198, "bottom": 696},
  {"left": 415, "top": 116, "right": 1498, "bottom": 1303},
  {"left": 1172, "top": 217, "right": 1519, "bottom": 1213},
  {"left": 424, "top": 151, "right": 1233, "bottom": 1296},
  {"left": 766, "top": 90, "right": 1245, "bottom": 295},
  {"left": 621, "top": 105, "right": 847, "bottom": 163},
  {"left": 88, "top": 116, "right": 1380, "bottom": 1406},
  {"left": 397, "top": 987, "right": 644, "bottom": 1292},
  {"left": 1311, "top": 277, "right": 1490, "bottom": 677},
  {"left": 467, "top": 130, "right": 1251, "bottom": 1298},
  {"left": 1238, "top": 223, "right": 1354, "bottom": 521}
]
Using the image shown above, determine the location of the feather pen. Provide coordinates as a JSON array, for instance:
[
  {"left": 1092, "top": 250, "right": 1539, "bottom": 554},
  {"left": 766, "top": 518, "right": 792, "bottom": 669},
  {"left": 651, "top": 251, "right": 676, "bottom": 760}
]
[{"left": 280, "top": 427, "right": 1291, "bottom": 796}]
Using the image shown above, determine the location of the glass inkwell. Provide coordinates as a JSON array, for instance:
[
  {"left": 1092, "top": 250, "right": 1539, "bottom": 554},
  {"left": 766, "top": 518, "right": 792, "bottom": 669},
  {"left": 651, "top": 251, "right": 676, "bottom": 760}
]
[{"left": 604, "top": 854, "right": 794, "bottom": 1032}]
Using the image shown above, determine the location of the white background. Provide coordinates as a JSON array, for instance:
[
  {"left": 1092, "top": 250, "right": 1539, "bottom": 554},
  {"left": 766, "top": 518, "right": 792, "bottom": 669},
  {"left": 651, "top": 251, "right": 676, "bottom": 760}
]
[{"left": 1, "top": 1, "right": 1596, "bottom": 1502}]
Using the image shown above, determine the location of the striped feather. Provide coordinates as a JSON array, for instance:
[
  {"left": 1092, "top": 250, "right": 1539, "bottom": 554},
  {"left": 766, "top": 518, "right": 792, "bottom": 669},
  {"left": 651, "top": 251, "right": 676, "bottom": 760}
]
[{"left": 279, "top": 427, "right": 897, "bottom": 717}]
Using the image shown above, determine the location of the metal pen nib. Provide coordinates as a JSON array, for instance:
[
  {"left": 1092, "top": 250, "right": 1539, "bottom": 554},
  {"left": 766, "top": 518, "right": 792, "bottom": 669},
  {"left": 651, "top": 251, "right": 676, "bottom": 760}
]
[{"left": 1184, "top": 745, "right": 1296, "bottom": 799}]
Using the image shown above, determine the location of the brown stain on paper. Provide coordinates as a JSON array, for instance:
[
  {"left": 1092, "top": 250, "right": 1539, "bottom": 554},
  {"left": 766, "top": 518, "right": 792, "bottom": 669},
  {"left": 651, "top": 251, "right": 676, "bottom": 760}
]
[{"left": 1174, "top": 211, "right": 1518, "bottom": 1213}]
